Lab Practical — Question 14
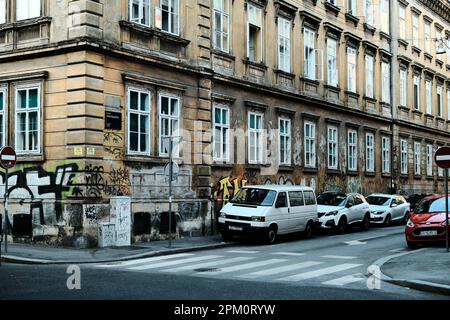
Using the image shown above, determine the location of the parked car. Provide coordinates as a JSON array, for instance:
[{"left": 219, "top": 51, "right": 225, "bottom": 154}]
[
  {"left": 405, "top": 195, "right": 450, "bottom": 249},
  {"left": 406, "top": 193, "right": 434, "bottom": 212},
  {"left": 316, "top": 192, "right": 371, "bottom": 234},
  {"left": 366, "top": 194, "right": 410, "bottom": 226},
  {"left": 218, "top": 185, "right": 318, "bottom": 244}
]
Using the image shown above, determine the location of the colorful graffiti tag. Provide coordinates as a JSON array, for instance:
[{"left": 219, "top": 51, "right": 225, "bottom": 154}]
[{"left": 213, "top": 176, "right": 250, "bottom": 209}]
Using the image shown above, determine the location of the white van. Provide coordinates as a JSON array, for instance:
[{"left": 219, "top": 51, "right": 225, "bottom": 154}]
[{"left": 218, "top": 185, "right": 318, "bottom": 244}]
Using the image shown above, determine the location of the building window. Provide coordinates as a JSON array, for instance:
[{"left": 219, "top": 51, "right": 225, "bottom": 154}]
[
  {"left": 437, "top": 85, "right": 443, "bottom": 117},
  {"left": 380, "top": 0, "right": 389, "bottom": 34},
  {"left": 327, "top": 126, "right": 338, "bottom": 170},
  {"left": 365, "top": 0, "right": 374, "bottom": 26},
  {"left": 248, "top": 112, "right": 263, "bottom": 163},
  {"left": 381, "top": 61, "right": 391, "bottom": 104},
  {"left": 436, "top": 28, "right": 442, "bottom": 53},
  {"left": 425, "top": 80, "right": 432, "bottom": 115},
  {"left": 129, "top": 0, "right": 150, "bottom": 26},
  {"left": 382, "top": 136, "right": 390, "bottom": 173},
  {"left": 278, "top": 17, "right": 291, "bottom": 73},
  {"left": 247, "top": 3, "right": 263, "bottom": 62},
  {"left": 0, "top": 88, "right": 5, "bottom": 147},
  {"left": 426, "top": 144, "right": 433, "bottom": 176},
  {"left": 161, "top": 0, "right": 179, "bottom": 35},
  {"left": 213, "top": 0, "right": 230, "bottom": 53},
  {"left": 304, "top": 122, "right": 316, "bottom": 168},
  {"left": 327, "top": 38, "right": 338, "bottom": 87},
  {"left": 399, "top": 68, "right": 407, "bottom": 106},
  {"left": 413, "top": 75, "right": 420, "bottom": 110},
  {"left": 366, "top": 133, "right": 374, "bottom": 172},
  {"left": 0, "top": 0, "right": 5, "bottom": 24},
  {"left": 279, "top": 118, "right": 291, "bottom": 165},
  {"left": 304, "top": 27, "right": 316, "bottom": 80},
  {"left": 412, "top": 14, "right": 419, "bottom": 48},
  {"left": 16, "top": 0, "right": 41, "bottom": 21},
  {"left": 400, "top": 139, "right": 408, "bottom": 175},
  {"left": 127, "top": 88, "right": 150, "bottom": 154},
  {"left": 447, "top": 37, "right": 450, "bottom": 65},
  {"left": 365, "top": 55, "right": 374, "bottom": 98},
  {"left": 348, "top": 0, "right": 356, "bottom": 15},
  {"left": 414, "top": 142, "right": 421, "bottom": 176},
  {"left": 213, "top": 104, "right": 230, "bottom": 162},
  {"left": 15, "top": 85, "right": 40, "bottom": 153},
  {"left": 424, "top": 21, "right": 431, "bottom": 54},
  {"left": 159, "top": 93, "right": 180, "bottom": 157},
  {"left": 347, "top": 129, "right": 357, "bottom": 171},
  {"left": 399, "top": 4, "right": 406, "bottom": 40},
  {"left": 347, "top": 47, "right": 357, "bottom": 93}
]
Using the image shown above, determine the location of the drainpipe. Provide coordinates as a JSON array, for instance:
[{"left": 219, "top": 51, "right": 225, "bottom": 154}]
[{"left": 390, "top": 0, "right": 398, "bottom": 194}]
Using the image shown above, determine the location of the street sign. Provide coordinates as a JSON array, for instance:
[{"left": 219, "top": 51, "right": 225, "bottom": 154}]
[
  {"left": 0, "top": 147, "right": 16, "bottom": 169},
  {"left": 164, "top": 161, "right": 179, "bottom": 182},
  {"left": 435, "top": 147, "right": 450, "bottom": 169}
]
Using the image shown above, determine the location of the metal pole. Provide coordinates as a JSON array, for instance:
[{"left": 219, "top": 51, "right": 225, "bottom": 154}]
[
  {"left": 168, "top": 138, "right": 173, "bottom": 249},
  {"left": 446, "top": 169, "right": 449, "bottom": 253},
  {"left": 4, "top": 167, "right": 8, "bottom": 254}
]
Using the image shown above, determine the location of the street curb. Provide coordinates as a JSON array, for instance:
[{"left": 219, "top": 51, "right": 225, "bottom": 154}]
[
  {"left": 0, "top": 241, "right": 236, "bottom": 265},
  {"left": 371, "top": 248, "right": 450, "bottom": 296}
]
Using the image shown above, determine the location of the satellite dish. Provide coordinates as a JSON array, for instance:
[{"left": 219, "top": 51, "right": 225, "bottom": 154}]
[{"left": 436, "top": 39, "right": 447, "bottom": 55}]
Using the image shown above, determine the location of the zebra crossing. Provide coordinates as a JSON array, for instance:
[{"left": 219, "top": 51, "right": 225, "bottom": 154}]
[{"left": 94, "top": 250, "right": 368, "bottom": 288}]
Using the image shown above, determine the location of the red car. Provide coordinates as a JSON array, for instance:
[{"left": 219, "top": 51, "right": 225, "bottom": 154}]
[{"left": 405, "top": 195, "right": 450, "bottom": 249}]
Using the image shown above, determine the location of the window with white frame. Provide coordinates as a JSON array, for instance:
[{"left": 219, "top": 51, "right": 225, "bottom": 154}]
[
  {"left": 159, "top": 93, "right": 180, "bottom": 157},
  {"left": 347, "top": 47, "right": 357, "bottom": 93},
  {"left": 413, "top": 74, "right": 420, "bottom": 110},
  {"left": 399, "top": 68, "right": 407, "bottom": 106},
  {"left": 412, "top": 14, "right": 419, "bottom": 48},
  {"left": 424, "top": 21, "right": 431, "bottom": 54},
  {"left": 304, "top": 27, "right": 316, "bottom": 80},
  {"left": 15, "top": 85, "right": 40, "bottom": 153},
  {"left": 213, "top": 0, "right": 230, "bottom": 53},
  {"left": 161, "top": 0, "right": 179, "bottom": 35},
  {"left": 447, "top": 37, "right": 450, "bottom": 65},
  {"left": 127, "top": 88, "right": 150, "bottom": 154},
  {"left": 365, "top": 0, "right": 374, "bottom": 26},
  {"left": 129, "top": 0, "right": 150, "bottom": 26},
  {"left": 425, "top": 80, "right": 432, "bottom": 114},
  {"left": 248, "top": 112, "right": 263, "bottom": 163},
  {"left": 426, "top": 144, "right": 433, "bottom": 176},
  {"left": 0, "top": 88, "right": 5, "bottom": 147},
  {"left": 437, "top": 84, "right": 443, "bottom": 117},
  {"left": 16, "top": 0, "right": 41, "bottom": 21},
  {"left": 327, "top": 38, "right": 338, "bottom": 87},
  {"left": 247, "top": 3, "right": 263, "bottom": 62},
  {"left": 0, "top": 0, "right": 5, "bottom": 24},
  {"left": 382, "top": 61, "right": 391, "bottom": 104},
  {"left": 414, "top": 142, "right": 421, "bottom": 175},
  {"left": 304, "top": 122, "right": 316, "bottom": 168},
  {"left": 365, "top": 54, "right": 374, "bottom": 98},
  {"left": 279, "top": 117, "right": 291, "bottom": 165},
  {"left": 380, "top": 0, "right": 389, "bottom": 34},
  {"left": 213, "top": 104, "right": 230, "bottom": 162},
  {"left": 278, "top": 17, "right": 291, "bottom": 73},
  {"left": 327, "top": 126, "right": 338, "bottom": 170},
  {"left": 400, "top": 139, "right": 408, "bottom": 175},
  {"left": 366, "top": 133, "right": 374, "bottom": 172},
  {"left": 348, "top": 0, "right": 356, "bottom": 15},
  {"left": 399, "top": 4, "right": 406, "bottom": 40},
  {"left": 382, "top": 136, "right": 390, "bottom": 173},
  {"left": 347, "top": 129, "right": 357, "bottom": 171}
]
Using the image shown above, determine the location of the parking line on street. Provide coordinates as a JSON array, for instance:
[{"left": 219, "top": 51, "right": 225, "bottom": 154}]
[
  {"left": 128, "top": 255, "right": 223, "bottom": 271},
  {"left": 94, "top": 253, "right": 194, "bottom": 268},
  {"left": 271, "top": 252, "right": 305, "bottom": 257},
  {"left": 238, "top": 261, "right": 323, "bottom": 278},
  {"left": 206, "top": 259, "right": 286, "bottom": 275},
  {"left": 389, "top": 248, "right": 406, "bottom": 253},
  {"left": 166, "top": 257, "right": 254, "bottom": 272},
  {"left": 321, "top": 255, "right": 357, "bottom": 260},
  {"left": 277, "top": 263, "right": 362, "bottom": 282},
  {"left": 322, "top": 273, "right": 365, "bottom": 286},
  {"left": 227, "top": 250, "right": 260, "bottom": 254}
]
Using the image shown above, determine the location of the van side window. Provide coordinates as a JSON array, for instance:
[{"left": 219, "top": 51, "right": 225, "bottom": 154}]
[
  {"left": 288, "top": 191, "right": 304, "bottom": 207},
  {"left": 303, "top": 191, "right": 316, "bottom": 205},
  {"left": 276, "top": 192, "right": 288, "bottom": 208}
]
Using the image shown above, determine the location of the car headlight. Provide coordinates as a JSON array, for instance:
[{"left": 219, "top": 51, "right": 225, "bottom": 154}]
[
  {"left": 325, "top": 211, "right": 339, "bottom": 216},
  {"left": 219, "top": 212, "right": 226, "bottom": 218},
  {"left": 406, "top": 219, "right": 415, "bottom": 228},
  {"left": 251, "top": 216, "right": 265, "bottom": 222}
]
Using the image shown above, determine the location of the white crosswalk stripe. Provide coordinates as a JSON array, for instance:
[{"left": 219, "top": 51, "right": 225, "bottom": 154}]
[
  {"left": 227, "top": 250, "right": 260, "bottom": 254},
  {"left": 238, "top": 261, "right": 323, "bottom": 279},
  {"left": 276, "top": 263, "right": 362, "bottom": 282},
  {"left": 322, "top": 273, "right": 365, "bottom": 286},
  {"left": 128, "top": 255, "right": 223, "bottom": 271},
  {"left": 95, "top": 253, "right": 194, "bottom": 268},
  {"left": 271, "top": 252, "right": 305, "bottom": 257},
  {"left": 321, "top": 255, "right": 356, "bottom": 260},
  {"left": 166, "top": 257, "right": 254, "bottom": 273},
  {"left": 206, "top": 259, "right": 286, "bottom": 275}
]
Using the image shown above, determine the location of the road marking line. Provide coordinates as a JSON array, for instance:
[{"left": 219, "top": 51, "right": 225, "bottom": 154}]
[
  {"left": 227, "top": 250, "right": 260, "bottom": 254},
  {"left": 238, "top": 261, "right": 323, "bottom": 278},
  {"left": 94, "top": 253, "right": 194, "bottom": 268},
  {"left": 271, "top": 252, "right": 305, "bottom": 257},
  {"left": 321, "top": 255, "right": 357, "bottom": 260},
  {"left": 166, "top": 257, "right": 254, "bottom": 272},
  {"left": 322, "top": 273, "right": 365, "bottom": 286},
  {"left": 277, "top": 263, "right": 362, "bottom": 282},
  {"left": 345, "top": 240, "right": 367, "bottom": 245},
  {"left": 206, "top": 259, "right": 286, "bottom": 275},
  {"left": 389, "top": 248, "right": 406, "bottom": 253},
  {"left": 128, "top": 255, "right": 222, "bottom": 270}
]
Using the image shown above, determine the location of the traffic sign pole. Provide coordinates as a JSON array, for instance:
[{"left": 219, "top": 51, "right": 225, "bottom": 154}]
[
  {"left": 446, "top": 169, "right": 449, "bottom": 253},
  {"left": 435, "top": 146, "right": 450, "bottom": 253},
  {"left": 168, "top": 139, "right": 173, "bottom": 249},
  {"left": 4, "top": 167, "right": 7, "bottom": 254}
]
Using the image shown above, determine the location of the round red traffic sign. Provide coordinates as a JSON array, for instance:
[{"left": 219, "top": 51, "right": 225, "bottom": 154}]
[
  {"left": 0, "top": 146, "right": 16, "bottom": 169},
  {"left": 435, "top": 146, "right": 450, "bottom": 169}
]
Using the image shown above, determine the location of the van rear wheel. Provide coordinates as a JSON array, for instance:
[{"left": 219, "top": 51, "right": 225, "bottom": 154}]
[{"left": 303, "top": 222, "right": 313, "bottom": 239}]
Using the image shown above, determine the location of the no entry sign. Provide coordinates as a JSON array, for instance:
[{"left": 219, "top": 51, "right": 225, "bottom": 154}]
[{"left": 0, "top": 146, "right": 16, "bottom": 169}]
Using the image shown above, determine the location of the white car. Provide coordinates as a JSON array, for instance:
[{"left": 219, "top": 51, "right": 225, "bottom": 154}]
[
  {"left": 366, "top": 194, "right": 411, "bottom": 226},
  {"left": 317, "top": 192, "right": 371, "bottom": 234}
]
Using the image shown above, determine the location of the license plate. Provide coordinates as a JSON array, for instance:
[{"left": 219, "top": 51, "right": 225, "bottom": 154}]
[
  {"left": 229, "top": 226, "right": 243, "bottom": 231},
  {"left": 420, "top": 230, "right": 437, "bottom": 236}
]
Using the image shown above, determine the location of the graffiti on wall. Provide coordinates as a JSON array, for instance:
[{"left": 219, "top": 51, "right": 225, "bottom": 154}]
[
  {"left": 104, "top": 132, "right": 125, "bottom": 160},
  {"left": 214, "top": 175, "right": 249, "bottom": 208}
]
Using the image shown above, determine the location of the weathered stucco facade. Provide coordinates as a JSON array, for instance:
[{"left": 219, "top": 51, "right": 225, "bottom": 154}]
[{"left": 0, "top": 0, "right": 449, "bottom": 246}]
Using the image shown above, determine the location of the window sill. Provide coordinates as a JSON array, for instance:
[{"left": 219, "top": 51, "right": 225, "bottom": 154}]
[
  {"left": 124, "top": 155, "right": 183, "bottom": 165},
  {"left": 324, "top": 2, "right": 341, "bottom": 16},
  {"left": 345, "top": 13, "right": 359, "bottom": 27},
  {"left": 278, "top": 165, "right": 295, "bottom": 172},
  {"left": 413, "top": 175, "right": 422, "bottom": 180},
  {"left": 363, "top": 96, "right": 377, "bottom": 103},
  {"left": 303, "top": 167, "right": 318, "bottom": 174},
  {"left": 426, "top": 175, "right": 434, "bottom": 181},
  {"left": 398, "top": 39, "right": 409, "bottom": 48},
  {"left": 345, "top": 91, "right": 360, "bottom": 99},
  {"left": 243, "top": 58, "right": 268, "bottom": 71},
  {"left": 363, "top": 23, "right": 376, "bottom": 35},
  {"left": 424, "top": 114, "right": 435, "bottom": 120},
  {"left": 379, "top": 31, "right": 391, "bottom": 42},
  {"left": 381, "top": 173, "right": 392, "bottom": 178},
  {"left": 400, "top": 174, "right": 409, "bottom": 179},
  {"left": 324, "top": 84, "right": 341, "bottom": 93},
  {"left": 397, "top": 105, "right": 409, "bottom": 111},
  {"left": 365, "top": 171, "right": 376, "bottom": 177},
  {"left": 17, "top": 154, "right": 45, "bottom": 163},
  {"left": 412, "top": 109, "right": 423, "bottom": 115},
  {"left": 274, "top": 69, "right": 296, "bottom": 79},
  {"left": 212, "top": 49, "right": 236, "bottom": 61},
  {"left": 211, "top": 162, "right": 234, "bottom": 169},
  {"left": 301, "top": 77, "right": 320, "bottom": 85},
  {"left": 326, "top": 168, "right": 340, "bottom": 175},
  {"left": 246, "top": 163, "right": 271, "bottom": 169},
  {"left": 424, "top": 52, "right": 433, "bottom": 61},
  {"left": 435, "top": 59, "right": 443, "bottom": 68},
  {"left": 412, "top": 46, "right": 422, "bottom": 56},
  {"left": 347, "top": 170, "right": 359, "bottom": 176}
]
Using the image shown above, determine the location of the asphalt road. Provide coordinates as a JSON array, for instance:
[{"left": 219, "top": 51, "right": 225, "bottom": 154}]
[{"left": 0, "top": 225, "right": 448, "bottom": 300}]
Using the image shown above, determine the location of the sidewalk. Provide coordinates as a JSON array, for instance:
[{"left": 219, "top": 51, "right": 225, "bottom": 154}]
[
  {"left": 378, "top": 247, "right": 450, "bottom": 296},
  {"left": 0, "top": 235, "right": 235, "bottom": 265}
]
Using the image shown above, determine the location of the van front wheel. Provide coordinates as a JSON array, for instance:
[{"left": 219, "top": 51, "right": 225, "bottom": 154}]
[
  {"left": 303, "top": 222, "right": 313, "bottom": 239},
  {"left": 265, "top": 226, "right": 277, "bottom": 245}
]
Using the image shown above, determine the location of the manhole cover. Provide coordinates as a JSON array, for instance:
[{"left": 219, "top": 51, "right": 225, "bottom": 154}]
[{"left": 194, "top": 268, "right": 220, "bottom": 273}]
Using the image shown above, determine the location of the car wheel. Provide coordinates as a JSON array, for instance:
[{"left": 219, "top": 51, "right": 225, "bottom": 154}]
[
  {"left": 221, "top": 232, "right": 233, "bottom": 242},
  {"left": 360, "top": 213, "right": 370, "bottom": 231},
  {"left": 266, "top": 226, "right": 277, "bottom": 245},
  {"left": 336, "top": 217, "right": 347, "bottom": 235},
  {"left": 403, "top": 212, "right": 410, "bottom": 224},
  {"left": 303, "top": 222, "right": 313, "bottom": 239},
  {"left": 384, "top": 214, "right": 392, "bottom": 227},
  {"left": 407, "top": 240, "right": 418, "bottom": 250}
]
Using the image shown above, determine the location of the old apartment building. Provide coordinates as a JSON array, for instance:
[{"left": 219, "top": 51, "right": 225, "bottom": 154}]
[{"left": 0, "top": 0, "right": 449, "bottom": 246}]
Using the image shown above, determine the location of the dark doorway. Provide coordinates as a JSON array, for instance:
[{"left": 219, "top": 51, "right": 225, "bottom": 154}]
[
  {"left": 134, "top": 212, "right": 151, "bottom": 236},
  {"left": 12, "top": 214, "right": 32, "bottom": 237},
  {"left": 160, "top": 212, "right": 176, "bottom": 234}
]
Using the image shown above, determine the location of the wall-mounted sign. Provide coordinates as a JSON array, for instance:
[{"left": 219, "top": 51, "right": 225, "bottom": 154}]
[
  {"left": 74, "top": 147, "right": 83, "bottom": 156},
  {"left": 105, "top": 111, "right": 122, "bottom": 130}
]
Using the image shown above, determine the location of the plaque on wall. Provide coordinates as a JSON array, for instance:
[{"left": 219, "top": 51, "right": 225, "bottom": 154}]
[{"left": 105, "top": 111, "right": 122, "bottom": 130}]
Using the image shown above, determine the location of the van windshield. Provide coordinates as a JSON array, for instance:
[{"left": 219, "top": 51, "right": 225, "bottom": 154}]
[{"left": 230, "top": 188, "right": 277, "bottom": 206}]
